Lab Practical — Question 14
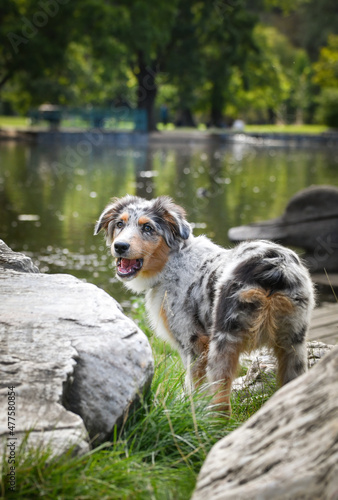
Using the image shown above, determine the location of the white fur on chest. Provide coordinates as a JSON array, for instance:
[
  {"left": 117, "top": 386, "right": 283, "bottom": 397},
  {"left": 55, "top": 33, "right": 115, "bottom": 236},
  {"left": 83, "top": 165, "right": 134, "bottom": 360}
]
[{"left": 145, "top": 289, "right": 179, "bottom": 349}]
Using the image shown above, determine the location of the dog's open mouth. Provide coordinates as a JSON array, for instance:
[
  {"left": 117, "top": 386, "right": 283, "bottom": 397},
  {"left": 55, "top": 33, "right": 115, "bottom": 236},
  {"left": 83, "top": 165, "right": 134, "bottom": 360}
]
[{"left": 117, "top": 258, "right": 143, "bottom": 278}]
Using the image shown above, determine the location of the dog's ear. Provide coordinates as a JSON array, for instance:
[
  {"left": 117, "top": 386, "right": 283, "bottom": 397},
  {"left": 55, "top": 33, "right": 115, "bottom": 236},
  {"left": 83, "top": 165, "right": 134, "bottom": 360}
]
[
  {"left": 94, "top": 195, "right": 137, "bottom": 238},
  {"left": 152, "top": 196, "right": 191, "bottom": 247},
  {"left": 94, "top": 203, "right": 116, "bottom": 236}
]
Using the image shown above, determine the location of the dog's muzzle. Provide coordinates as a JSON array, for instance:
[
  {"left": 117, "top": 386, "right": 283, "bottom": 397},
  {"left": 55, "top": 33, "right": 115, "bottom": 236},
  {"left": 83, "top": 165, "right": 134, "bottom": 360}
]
[{"left": 113, "top": 242, "right": 143, "bottom": 279}]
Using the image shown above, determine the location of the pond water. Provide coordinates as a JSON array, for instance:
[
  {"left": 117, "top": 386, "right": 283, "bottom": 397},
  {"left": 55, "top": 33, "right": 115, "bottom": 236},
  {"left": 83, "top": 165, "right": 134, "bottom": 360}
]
[{"left": 1, "top": 139, "right": 338, "bottom": 306}]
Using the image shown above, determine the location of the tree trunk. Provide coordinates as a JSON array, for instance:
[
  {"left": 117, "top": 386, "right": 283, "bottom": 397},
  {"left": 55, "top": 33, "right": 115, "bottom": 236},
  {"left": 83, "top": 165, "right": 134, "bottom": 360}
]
[
  {"left": 175, "top": 107, "right": 196, "bottom": 127},
  {"left": 209, "top": 80, "right": 225, "bottom": 128},
  {"left": 295, "top": 107, "right": 304, "bottom": 125},
  {"left": 136, "top": 52, "right": 158, "bottom": 132}
]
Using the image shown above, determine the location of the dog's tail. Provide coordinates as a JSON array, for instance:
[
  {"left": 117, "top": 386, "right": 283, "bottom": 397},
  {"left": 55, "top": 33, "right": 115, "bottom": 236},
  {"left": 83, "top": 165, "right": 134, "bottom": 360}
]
[
  {"left": 229, "top": 248, "right": 312, "bottom": 351},
  {"left": 238, "top": 288, "right": 294, "bottom": 350}
]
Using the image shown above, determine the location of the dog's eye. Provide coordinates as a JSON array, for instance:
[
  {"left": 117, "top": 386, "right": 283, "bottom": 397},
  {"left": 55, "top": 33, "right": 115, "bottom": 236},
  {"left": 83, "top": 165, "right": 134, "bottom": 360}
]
[
  {"left": 143, "top": 223, "right": 153, "bottom": 234},
  {"left": 116, "top": 221, "right": 124, "bottom": 229}
]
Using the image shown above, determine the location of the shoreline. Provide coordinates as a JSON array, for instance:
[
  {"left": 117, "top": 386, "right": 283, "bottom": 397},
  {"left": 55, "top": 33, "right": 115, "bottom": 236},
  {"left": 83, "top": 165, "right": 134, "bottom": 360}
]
[{"left": 1, "top": 127, "right": 338, "bottom": 147}]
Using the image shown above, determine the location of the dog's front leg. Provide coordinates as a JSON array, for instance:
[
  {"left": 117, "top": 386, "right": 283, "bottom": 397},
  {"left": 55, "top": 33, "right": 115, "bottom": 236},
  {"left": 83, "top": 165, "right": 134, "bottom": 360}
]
[
  {"left": 184, "top": 353, "right": 194, "bottom": 395},
  {"left": 181, "top": 352, "right": 206, "bottom": 392},
  {"left": 184, "top": 347, "right": 209, "bottom": 395}
]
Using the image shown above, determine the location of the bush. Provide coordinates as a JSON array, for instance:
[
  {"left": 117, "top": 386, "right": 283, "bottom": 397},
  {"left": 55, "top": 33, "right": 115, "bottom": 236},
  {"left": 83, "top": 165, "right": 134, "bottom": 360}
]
[{"left": 315, "top": 88, "right": 338, "bottom": 128}]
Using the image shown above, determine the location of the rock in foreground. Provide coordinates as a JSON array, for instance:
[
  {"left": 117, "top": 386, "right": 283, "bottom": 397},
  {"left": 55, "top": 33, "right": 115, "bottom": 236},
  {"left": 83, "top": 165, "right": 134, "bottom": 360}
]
[
  {"left": 0, "top": 241, "right": 154, "bottom": 460},
  {"left": 193, "top": 346, "right": 338, "bottom": 500}
]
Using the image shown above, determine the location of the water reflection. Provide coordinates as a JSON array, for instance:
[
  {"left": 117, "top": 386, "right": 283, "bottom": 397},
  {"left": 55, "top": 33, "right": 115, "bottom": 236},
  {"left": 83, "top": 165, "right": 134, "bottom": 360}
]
[{"left": 1, "top": 140, "right": 338, "bottom": 304}]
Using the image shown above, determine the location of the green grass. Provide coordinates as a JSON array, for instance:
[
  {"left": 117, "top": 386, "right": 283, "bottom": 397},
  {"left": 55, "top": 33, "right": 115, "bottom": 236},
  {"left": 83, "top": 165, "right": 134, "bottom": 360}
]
[
  {"left": 0, "top": 298, "right": 277, "bottom": 500},
  {"left": 244, "top": 124, "right": 329, "bottom": 134},
  {"left": 0, "top": 116, "right": 30, "bottom": 128},
  {"left": 158, "top": 123, "right": 331, "bottom": 134},
  {"left": 0, "top": 115, "right": 332, "bottom": 135}
]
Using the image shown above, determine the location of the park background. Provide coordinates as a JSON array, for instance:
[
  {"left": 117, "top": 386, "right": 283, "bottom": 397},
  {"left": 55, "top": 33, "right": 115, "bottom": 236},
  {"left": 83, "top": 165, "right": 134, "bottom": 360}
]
[
  {"left": 1, "top": 1, "right": 338, "bottom": 499},
  {"left": 1, "top": 0, "right": 338, "bottom": 131},
  {"left": 1, "top": 0, "right": 338, "bottom": 303}
]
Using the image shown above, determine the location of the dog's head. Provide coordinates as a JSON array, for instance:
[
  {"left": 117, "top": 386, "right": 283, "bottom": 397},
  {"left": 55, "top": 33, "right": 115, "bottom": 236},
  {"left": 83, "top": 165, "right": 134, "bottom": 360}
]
[{"left": 94, "top": 195, "right": 191, "bottom": 288}]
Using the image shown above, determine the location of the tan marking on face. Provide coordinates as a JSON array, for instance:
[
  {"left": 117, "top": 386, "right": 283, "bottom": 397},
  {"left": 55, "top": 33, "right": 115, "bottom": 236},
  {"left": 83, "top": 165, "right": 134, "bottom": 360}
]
[
  {"left": 139, "top": 237, "right": 170, "bottom": 278},
  {"left": 120, "top": 212, "right": 129, "bottom": 222},
  {"left": 138, "top": 216, "right": 151, "bottom": 226}
]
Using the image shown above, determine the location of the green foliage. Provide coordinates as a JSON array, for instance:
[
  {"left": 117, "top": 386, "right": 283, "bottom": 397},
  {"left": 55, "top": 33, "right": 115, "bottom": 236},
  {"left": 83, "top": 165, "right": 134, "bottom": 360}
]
[
  {"left": 295, "top": 0, "right": 338, "bottom": 59},
  {"left": 1, "top": 0, "right": 338, "bottom": 124},
  {"left": 312, "top": 35, "right": 338, "bottom": 128},
  {"left": 315, "top": 88, "right": 338, "bottom": 128},
  {"left": 0, "top": 0, "right": 78, "bottom": 110},
  {"left": 313, "top": 34, "right": 338, "bottom": 88},
  {"left": 232, "top": 25, "right": 290, "bottom": 120},
  {"left": 201, "top": 0, "right": 257, "bottom": 126},
  {"left": 228, "top": 24, "right": 314, "bottom": 124},
  {"left": 160, "top": 0, "right": 205, "bottom": 115}
]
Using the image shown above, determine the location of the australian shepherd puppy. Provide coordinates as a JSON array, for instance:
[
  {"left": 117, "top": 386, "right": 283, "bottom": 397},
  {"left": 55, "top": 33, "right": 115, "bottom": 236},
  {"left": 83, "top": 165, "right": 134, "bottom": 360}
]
[{"left": 95, "top": 195, "right": 315, "bottom": 414}]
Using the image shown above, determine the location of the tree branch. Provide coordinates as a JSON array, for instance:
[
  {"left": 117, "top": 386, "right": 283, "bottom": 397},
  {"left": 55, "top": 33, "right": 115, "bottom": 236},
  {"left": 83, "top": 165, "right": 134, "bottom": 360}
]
[{"left": 0, "top": 70, "right": 13, "bottom": 90}]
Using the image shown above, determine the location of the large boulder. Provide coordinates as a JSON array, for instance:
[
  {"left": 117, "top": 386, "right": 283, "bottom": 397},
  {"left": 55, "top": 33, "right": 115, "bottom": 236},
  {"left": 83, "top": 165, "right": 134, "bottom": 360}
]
[
  {"left": 0, "top": 241, "right": 154, "bottom": 460},
  {"left": 193, "top": 346, "right": 338, "bottom": 500},
  {"left": 228, "top": 185, "right": 338, "bottom": 272}
]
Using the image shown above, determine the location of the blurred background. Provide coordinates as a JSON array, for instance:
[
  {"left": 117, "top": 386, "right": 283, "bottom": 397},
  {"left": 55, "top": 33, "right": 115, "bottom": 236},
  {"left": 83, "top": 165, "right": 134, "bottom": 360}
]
[{"left": 1, "top": 0, "right": 338, "bottom": 305}]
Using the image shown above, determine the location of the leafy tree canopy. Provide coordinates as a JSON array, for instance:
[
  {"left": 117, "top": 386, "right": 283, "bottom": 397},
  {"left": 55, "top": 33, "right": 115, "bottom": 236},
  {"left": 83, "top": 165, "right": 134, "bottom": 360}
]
[
  {"left": 312, "top": 34, "right": 338, "bottom": 88},
  {"left": 0, "top": 0, "right": 76, "bottom": 91},
  {"left": 1, "top": 0, "right": 338, "bottom": 126}
]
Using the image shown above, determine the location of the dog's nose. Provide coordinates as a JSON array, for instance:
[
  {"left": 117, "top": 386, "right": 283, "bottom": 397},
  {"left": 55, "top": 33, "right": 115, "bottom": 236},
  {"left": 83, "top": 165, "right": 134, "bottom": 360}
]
[{"left": 114, "top": 241, "right": 130, "bottom": 255}]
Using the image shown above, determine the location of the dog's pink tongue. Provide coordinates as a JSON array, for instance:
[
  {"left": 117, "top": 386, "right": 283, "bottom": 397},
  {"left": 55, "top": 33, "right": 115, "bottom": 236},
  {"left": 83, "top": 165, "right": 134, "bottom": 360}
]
[{"left": 120, "top": 259, "right": 139, "bottom": 272}]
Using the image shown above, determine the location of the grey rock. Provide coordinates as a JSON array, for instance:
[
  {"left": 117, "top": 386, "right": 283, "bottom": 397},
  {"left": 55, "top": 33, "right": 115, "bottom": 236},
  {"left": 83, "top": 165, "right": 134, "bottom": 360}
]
[
  {"left": 306, "top": 340, "right": 335, "bottom": 368},
  {"left": 0, "top": 245, "right": 154, "bottom": 461},
  {"left": 233, "top": 341, "right": 334, "bottom": 396},
  {"left": 0, "top": 239, "right": 39, "bottom": 273},
  {"left": 193, "top": 345, "right": 338, "bottom": 500}
]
